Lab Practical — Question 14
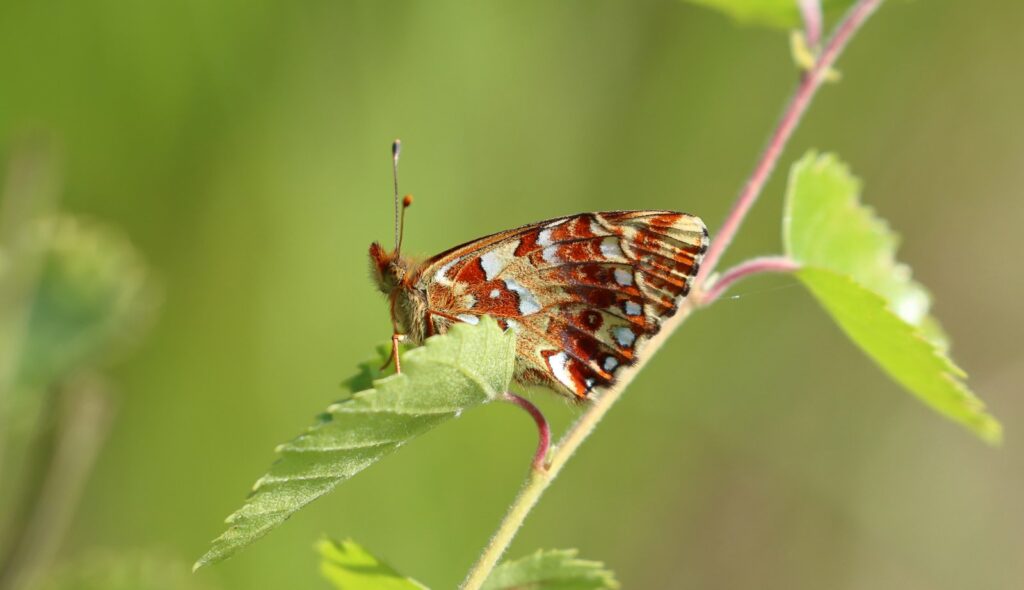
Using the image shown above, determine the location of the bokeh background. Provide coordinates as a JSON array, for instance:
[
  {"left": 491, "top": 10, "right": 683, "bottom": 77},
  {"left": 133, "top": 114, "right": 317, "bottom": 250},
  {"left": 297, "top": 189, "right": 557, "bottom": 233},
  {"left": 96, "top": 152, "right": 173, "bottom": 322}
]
[{"left": 1, "top": 1, "right": 1022, "bottom": 588}]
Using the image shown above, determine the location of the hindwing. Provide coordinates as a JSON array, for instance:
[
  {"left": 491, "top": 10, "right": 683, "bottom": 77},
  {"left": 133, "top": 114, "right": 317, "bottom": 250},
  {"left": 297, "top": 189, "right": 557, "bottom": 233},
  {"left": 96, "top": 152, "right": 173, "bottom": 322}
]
[{"left": 410, "top": 210, "right": 708, "bottom": 399}]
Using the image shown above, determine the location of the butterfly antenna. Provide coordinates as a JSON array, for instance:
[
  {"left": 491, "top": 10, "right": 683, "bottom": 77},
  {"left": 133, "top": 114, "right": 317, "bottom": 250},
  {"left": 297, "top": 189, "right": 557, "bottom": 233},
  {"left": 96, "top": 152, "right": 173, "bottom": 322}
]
[
  {"left": 392, "top": 139, "right": 402, "bottom": 253},
  {"left": 398, "top": 194, "right": 413, "bottom": 254}
]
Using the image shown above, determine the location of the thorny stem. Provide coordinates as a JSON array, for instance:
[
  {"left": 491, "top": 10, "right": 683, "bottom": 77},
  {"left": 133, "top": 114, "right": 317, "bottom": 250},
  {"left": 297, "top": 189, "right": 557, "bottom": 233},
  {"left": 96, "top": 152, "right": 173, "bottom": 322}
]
[
  {"left": 461, "top": 1, "right": 884, "bottom": 587},
  {"left": 697, "top": 256, "right": 801, "bottom": 306}
]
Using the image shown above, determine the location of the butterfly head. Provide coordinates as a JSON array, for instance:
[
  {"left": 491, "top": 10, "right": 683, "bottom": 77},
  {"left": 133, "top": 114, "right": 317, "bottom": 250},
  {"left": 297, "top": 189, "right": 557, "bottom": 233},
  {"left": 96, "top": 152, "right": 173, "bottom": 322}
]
[{"left": 368, "top": 241, "right": 409, "bottom": 293}]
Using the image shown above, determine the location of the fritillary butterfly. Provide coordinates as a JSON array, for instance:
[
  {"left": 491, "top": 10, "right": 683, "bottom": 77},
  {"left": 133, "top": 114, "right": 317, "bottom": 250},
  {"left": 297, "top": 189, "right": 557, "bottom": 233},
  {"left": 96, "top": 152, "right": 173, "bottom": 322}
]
[{"left": 369, "top": 141, "right": 708, "bottom": 399}]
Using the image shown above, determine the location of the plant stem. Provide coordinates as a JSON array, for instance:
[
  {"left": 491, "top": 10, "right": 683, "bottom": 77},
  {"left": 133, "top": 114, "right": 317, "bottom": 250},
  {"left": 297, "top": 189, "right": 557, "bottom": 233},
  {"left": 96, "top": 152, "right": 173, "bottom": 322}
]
[
  {"left": 461, "top": 1, "right": 884, "bottom": 587},
  {"left": 500, "top": 392, "right": 551, "bottom": 472},
  {"left": 695, "top": 0, "right": 884, "bottom": 285},
  {"left": 462, "top": 302, "right": 697, "bottom": 590},
  {"left": 0, "top": 374, "right": 113, "bottom": 590},
  {"left": 798, "top": 0, "right": 824, "bottom": 48},
  {"left": 697, "top": 256, "right": 800, "bottom": 306}
]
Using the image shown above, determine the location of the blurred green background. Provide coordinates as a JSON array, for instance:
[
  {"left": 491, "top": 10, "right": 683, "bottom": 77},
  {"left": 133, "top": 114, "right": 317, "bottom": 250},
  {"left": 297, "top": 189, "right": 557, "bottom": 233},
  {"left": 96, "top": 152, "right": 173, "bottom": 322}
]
[{"left": 2, "top": 0, "right": 1022, "bottom": 588}]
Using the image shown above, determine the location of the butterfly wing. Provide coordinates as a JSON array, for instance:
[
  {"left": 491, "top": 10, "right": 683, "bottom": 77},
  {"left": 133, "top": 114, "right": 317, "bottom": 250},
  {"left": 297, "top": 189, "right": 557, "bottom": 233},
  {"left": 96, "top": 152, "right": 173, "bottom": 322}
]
[{"left": 412, "top": 211, "right": 708, "bottom": 398}]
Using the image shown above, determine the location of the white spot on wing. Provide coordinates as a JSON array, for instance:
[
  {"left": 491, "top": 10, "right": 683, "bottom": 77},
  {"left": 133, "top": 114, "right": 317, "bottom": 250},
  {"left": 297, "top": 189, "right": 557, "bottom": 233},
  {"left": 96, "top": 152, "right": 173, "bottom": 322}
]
[
  {"left": 537, "top": 228, "right": 554, "bottom": 247},
  {"left": 614, "top": 268, "right": 634, "bottom": 286},
  {"left": 542, "top": 245, "right": 561, "bottom": 264},
  {"left": 624, "top": 301, "right": 642, "bottom": 316},
  {"left": 433, "top": 258, "right": 459, "bottom": 286},
  {"left": 480, "top": 251, "right": 506, "bottom": 280},
  {"left": 603, "top": 357, "right": 619, "bottom": 371},
  {"left": 600, "top": 237, "right": 623, "bottom": 259},
  {"left": 504, "top": 278, "right": 541, "bottom": 315},
  {"left": 489, "top": 288, "right": 501, "bottom": 299},
  {"left": 612, "top": 326, "right": 636, "bottom": 348},
  {"left": 456, "top": 314, "right": 479, "bottom": 325},
  {"left": 547, "top": 351, "right": 574, "bottom": 390}
]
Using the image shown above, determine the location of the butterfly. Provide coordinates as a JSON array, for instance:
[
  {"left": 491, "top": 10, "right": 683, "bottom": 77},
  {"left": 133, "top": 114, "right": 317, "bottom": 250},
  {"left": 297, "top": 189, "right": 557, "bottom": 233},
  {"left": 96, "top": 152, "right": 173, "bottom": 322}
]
[{"left": 369, "top": 141, "right": 708, "bottom": 399}]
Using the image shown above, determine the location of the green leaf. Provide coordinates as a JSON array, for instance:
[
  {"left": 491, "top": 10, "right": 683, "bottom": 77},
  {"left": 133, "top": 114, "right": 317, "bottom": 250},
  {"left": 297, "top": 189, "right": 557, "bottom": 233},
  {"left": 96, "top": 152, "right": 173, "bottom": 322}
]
[
  {"left": 797, "top": 269, "right": 1000, "bottom": 443},
  {"left": 784, "top": 153, "right": 935, "bottom": 337},
  {"left": 194, "top": 317, "right": 516, "bottom": 570},
  {"left": 318, "top": 538, "right": 428, "bottom": 590},
  {"left": 0, "top": 216, "right": 155, "bottom": 527},
  {"left": 784, "top": 152, "right": 1001, "bottom": 443},
  {"left": 12, "top": 216, "right": 156, "bottom": 391},
  {"left": 684, "top": 0, "right": 855, "bottom": 30},
  {"left": 339, "top": 342, "right": 392, "bottom": 395},
  {"left": 482, "top": 549, "right": 619, "bottom": 590}
]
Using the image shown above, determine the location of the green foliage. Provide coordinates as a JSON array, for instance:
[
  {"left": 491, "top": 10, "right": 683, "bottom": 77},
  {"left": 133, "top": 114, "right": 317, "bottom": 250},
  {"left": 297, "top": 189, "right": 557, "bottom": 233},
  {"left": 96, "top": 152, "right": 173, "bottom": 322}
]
[
  {"left": 784, "top": 152, "right": 1001, "bottom": 443},
  {"left": 482, "top": 549, "right": 619, "bottom": 590},
  {"left": 316, "top": 541, "right": 618, "bottom": 590},
  {"left": 0, "top": 214, "right": 154, "bottom": 539},
  {"left": 318, "top": 538, "right": 428, "bottom": 590},
  {"left": 684, "top": 0, "right": 855, "bottom": 29},
  {"left": 784, "top": 153, "right": 936, "bottom": 339},
  {"left": 13, "top": 216, "right": 156, "bottom": 391},
  {"left": 194, "top": 318, "right": 517, "bottom": 570}
]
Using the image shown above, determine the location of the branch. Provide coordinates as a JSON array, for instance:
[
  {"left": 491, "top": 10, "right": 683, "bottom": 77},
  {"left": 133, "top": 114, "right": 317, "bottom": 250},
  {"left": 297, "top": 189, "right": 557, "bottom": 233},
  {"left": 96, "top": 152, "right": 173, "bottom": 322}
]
[
  {"left": 798, "top": 0, "right": 824, "bottom": 48},
  {"left": 500, "top": 392, "right": 551, "bottom": 472},
  {"left": 696, "top": 256, "right": 800, "bottom": 306},
  {"left": 695, "top": 0, "right": 884, "bottom": 287},
  {"left": 460, "top": 1, "right": 885, "bottom": 587}
]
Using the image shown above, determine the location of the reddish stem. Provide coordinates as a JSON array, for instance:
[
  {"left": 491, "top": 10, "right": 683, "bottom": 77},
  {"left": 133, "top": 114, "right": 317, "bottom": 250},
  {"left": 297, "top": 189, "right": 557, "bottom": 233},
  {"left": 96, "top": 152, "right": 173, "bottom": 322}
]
[
  {"left": 695, "top": 0, "right": 884, "bottom": 288},
  {"left": 697, "top": 256, "right": 800, "bottom": 306},
  {"left": 798, "top": 0, "right": 824, "bottom": 48},
  {"left": 501, "top": 392, "right": 551, "bottom": 472}
]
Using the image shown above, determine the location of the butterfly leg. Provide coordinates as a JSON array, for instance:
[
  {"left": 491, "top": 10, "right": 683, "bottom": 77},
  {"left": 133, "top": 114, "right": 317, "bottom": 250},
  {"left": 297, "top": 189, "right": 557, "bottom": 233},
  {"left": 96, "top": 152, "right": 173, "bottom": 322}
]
[
  {"left": 381, "top": 332, "right": 407, "bottom": 373},
  {"left": 500, "top": 392, "right": 551, "bottom": 472}
]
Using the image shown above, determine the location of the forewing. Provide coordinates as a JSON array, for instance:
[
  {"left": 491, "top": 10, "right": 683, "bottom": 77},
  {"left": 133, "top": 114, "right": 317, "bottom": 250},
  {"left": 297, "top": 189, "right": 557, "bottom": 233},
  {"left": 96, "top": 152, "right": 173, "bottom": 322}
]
[{"left": 414, "top": 211, "right": 708, "bottom": 398}]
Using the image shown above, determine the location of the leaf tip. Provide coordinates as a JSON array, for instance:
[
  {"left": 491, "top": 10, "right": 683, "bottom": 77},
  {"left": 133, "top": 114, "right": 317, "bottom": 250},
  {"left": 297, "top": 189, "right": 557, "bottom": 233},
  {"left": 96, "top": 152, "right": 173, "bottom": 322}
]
[
  {"left": 191, "top": 555, "right": 209, "bottom": 573},
  {"left": 977, "top": 416, "right": 1003, "bottom": 446}
]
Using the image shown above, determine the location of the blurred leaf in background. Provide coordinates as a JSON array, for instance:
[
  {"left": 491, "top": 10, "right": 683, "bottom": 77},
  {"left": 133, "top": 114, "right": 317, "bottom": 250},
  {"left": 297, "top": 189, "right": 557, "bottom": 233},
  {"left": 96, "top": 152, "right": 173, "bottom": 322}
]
[
  {"left": 14, "top": 216, "right": 156, "bottom": 393},
  {"left": 0, "top": 150, "right": 159, "bottom": 590},
  {"left": 684, "top": 0, "right": 855, "bottom": 29}
]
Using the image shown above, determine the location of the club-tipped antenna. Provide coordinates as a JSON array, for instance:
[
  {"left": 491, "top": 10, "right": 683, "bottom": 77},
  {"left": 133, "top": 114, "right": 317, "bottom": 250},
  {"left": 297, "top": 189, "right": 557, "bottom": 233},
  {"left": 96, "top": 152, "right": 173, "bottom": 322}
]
[{"left": 392, "top": 139, "right": 402, "bottom": 253}]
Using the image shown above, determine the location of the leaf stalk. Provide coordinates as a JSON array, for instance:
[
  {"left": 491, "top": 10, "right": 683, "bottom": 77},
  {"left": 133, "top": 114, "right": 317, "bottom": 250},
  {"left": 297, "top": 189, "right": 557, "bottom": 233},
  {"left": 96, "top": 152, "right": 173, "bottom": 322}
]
[{"left": 697, "top": 256, "right": 800, "bottom": 306}]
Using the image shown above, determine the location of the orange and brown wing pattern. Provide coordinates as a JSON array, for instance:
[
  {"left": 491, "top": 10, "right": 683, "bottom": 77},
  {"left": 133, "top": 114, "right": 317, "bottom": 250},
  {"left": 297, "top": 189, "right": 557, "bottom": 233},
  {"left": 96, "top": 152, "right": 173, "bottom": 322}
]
[{"left": 414, "top": 211, "right": 708, "bottom": 399}]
